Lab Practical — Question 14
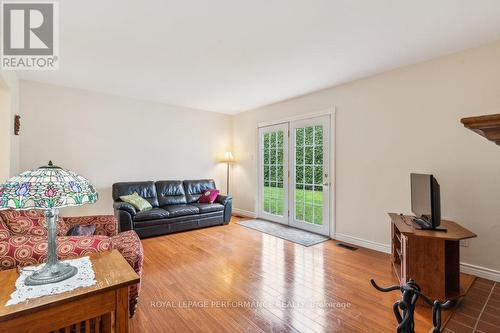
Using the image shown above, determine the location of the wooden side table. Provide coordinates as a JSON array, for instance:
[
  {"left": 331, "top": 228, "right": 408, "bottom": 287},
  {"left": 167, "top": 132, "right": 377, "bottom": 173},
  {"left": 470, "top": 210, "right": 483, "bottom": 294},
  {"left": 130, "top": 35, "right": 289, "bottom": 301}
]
[
  {"left": 0, "top": 249, "right": 139, "bottom": 333},
  {"left": 389, "top": 213, "right": 477, "bottom": 301}
]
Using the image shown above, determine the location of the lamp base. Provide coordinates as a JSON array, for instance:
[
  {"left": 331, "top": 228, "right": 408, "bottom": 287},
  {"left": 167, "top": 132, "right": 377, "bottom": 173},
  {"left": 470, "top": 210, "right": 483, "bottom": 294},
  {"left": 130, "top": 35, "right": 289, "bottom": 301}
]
[{"left": 25, "top": 262, "right": 78, "bottom": 286}]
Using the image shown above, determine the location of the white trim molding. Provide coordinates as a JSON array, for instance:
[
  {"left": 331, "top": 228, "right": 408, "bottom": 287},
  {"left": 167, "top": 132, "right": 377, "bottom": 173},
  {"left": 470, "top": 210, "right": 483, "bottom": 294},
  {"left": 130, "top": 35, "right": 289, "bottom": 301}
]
[
  {"left": 334, "top": 233, "right": 391, "bottom": 254},
  {"left": 257, "top": 107, "right": 336, "bottom": 128},
  {"left": 460, "top": 262, "right": 500, "bottom": 282},
  {"left": 232, "top": 208, "right": 257, "bottom": 219}
]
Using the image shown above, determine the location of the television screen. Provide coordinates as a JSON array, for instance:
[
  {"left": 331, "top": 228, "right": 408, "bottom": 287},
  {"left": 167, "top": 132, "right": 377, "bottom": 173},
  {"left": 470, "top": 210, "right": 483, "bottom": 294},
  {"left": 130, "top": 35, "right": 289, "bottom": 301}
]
[
  {"left": 411, "top": 174, "right": 432, "bottom": 218},
  {"left": 410, "top": 173, "right": 441, "bottom": 228}
]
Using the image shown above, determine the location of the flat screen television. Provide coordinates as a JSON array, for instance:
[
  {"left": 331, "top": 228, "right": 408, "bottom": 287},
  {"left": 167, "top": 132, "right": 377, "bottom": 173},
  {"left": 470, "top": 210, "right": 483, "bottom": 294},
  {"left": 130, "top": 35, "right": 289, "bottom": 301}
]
[{"left": 410, "top": 173, "right": 442, "bottom": 230}]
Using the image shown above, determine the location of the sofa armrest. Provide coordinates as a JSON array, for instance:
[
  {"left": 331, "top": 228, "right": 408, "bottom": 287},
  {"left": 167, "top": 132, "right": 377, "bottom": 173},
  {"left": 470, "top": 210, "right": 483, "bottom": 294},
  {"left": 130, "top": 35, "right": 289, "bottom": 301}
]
[
  {"left": 216, "top": 195, "right": 232, "bottom": 224},
  {"left": 61, "top": 215, "right": 118, "bottom": 237},
  {"left": 215, "top": 194, "right": 232, "bottom": 205},
  {"left": 111, "top": 231, "right": 143, "bottom": 278},
  {"left": 111, "top": 230, "right": 143, "bottom": 317},
  {"left": 113, "top": 201, "right": 135, "bottom": 232},
  {"left": 113, "top": 201, "right": 137, "bottom": 217}
]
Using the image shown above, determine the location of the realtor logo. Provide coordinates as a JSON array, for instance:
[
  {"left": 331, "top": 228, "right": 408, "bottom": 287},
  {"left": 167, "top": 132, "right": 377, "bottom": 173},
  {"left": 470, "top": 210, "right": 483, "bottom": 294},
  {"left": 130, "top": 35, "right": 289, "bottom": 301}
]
[{"left": 1, "top": 1, "right": 59, "bottom": 70}]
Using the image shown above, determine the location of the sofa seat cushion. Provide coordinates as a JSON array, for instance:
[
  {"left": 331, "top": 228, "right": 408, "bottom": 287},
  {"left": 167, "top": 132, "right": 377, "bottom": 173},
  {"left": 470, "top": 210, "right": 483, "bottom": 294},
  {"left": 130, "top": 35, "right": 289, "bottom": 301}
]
[
  {"left": 0, "top": 235, "right": 112, "bottom": 270},
  {"left": 133, "top": 208, "right": 170, "bottom": 222},
  {"left": 191, "top": 203, "right": 224, "bottom": 214},
  {"left": 163, "top": 205, "right": 200, "bottom": 217}
]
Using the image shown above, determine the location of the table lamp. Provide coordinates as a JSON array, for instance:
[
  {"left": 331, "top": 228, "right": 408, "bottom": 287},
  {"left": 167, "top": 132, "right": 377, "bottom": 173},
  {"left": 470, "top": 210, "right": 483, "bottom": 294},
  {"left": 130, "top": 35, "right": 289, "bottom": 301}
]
[
  {"left": 222, "top": 152, "right": 234, "bottom": 195},
  {"left": 0, "top": 161, "right": 98, "bottom": 285}
]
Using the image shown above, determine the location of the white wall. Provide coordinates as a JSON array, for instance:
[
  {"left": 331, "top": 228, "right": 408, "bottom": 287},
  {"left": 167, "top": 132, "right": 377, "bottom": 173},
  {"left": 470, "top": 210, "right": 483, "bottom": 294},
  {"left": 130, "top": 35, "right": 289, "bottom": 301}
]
[
  {"left": 0, "top": 81, "right": 10, "bottom": 182},
  {"left": 0, "top": 71, "right": 20, "bottom": 181},
  {"left": 19, "top": 81, "right": 232, "bottom": 216},
  {"left": 232, "top": 41, "right": 500, "bottom": 272}
]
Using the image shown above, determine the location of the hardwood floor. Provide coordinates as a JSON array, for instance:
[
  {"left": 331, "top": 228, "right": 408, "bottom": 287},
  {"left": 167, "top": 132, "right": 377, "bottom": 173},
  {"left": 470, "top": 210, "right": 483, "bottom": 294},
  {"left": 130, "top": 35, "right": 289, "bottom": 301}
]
[{"left": 130, "top": 217, "right": 472, "bottom": 333}]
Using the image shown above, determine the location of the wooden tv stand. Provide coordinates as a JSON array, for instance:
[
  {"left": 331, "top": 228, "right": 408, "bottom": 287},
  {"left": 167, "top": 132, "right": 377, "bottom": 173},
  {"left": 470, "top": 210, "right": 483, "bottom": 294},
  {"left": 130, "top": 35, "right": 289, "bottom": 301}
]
[{"left": 389, "top": 213, "right": 476, "bottom": 301}]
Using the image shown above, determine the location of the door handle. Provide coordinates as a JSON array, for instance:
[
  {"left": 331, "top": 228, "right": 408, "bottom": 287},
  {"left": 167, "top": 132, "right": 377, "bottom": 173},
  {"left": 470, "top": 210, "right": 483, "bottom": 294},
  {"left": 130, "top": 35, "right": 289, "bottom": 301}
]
[{"left": 323, "top": 182, "right": 329, "bottom": 186}]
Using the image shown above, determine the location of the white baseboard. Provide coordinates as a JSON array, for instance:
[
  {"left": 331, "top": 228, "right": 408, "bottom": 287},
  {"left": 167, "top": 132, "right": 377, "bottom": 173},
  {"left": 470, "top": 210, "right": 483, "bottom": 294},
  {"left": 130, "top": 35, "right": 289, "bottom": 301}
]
[
  {"left": 334, "top": 233, "right": 391, "bottom": 254},
  {"left": 460, "top": 262, "right": 500, "bottom": 282},
  {"left": 232, "top": 208, "right": 257, "bottom": 218}
]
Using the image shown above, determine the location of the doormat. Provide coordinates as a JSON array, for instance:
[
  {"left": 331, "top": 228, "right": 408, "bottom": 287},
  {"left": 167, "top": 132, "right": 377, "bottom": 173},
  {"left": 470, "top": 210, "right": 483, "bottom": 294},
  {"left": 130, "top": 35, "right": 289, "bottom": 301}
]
[{"left": 236, "top": 219, "right": 329, "bottom": 247}]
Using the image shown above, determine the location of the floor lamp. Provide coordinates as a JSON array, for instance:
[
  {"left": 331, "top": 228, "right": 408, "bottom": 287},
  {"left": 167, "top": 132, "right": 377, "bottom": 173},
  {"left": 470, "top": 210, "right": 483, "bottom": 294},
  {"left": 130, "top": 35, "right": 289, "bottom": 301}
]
[{"left": 223, "top": 152, "right": 234, "bottom": 195}]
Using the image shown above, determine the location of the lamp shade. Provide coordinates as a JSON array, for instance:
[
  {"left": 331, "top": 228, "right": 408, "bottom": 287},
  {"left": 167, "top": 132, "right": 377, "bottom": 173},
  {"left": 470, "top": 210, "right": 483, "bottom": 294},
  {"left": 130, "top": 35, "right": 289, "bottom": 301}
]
[
  {"left": 223, "top": 151, "right": 234, "bottom": 163},
  {"left": 0, "top": 161, "right": 97, "bottom": 210}
]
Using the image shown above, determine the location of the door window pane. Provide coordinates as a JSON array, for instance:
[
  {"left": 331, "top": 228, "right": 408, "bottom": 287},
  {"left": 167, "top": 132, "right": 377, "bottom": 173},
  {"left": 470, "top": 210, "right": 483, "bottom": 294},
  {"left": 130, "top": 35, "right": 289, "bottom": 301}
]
[
  {"left": 313, "top": 205, "right": 323, "bottom": 225},
  {"left": 296, "top": 166, "right": 304, "bottom": 184},
  {"left": 296, "top": 128, "right": 304, "bottom": 146},
  {"left": 277, "top": 149, "right": 284, "bottom": 164},
  {"left": 314, "top": 146, "right": 323, "bottom": 164},
  {"left": 277, "top": 166, "right": 284, "bottom": 182},
  {"left": 314, "top": 126, "right": 323, "bottom": 143},
  {"left": 270, "top": 149, "right": 276, "bottom": 164},
  {"left": 305, "top": 147, "right": 313, "bottom": 164},
  {"left": 314, "top": 166, "right": 323, "bottom": 185},
  {"left": 296, "top": 147, "right": 304, "bottom": 165},
  {"left": 276, "top": 183, "right": 284, "bottom": 215},
  {"left": 262, "top": 129, "right": 285, "bottom": 216},
  {"left": 294, "top": 124, "right": 325, "bottom": 225},
  {"left": 304, "top": 165, "right": 313, "bottom": 184},
  {"left": 305, "top": 127, "right": 314, "bottom": 145},
  {"left": 304, "top": 203, "right": 313, "bottom": 223},
  {"left": 270, "top": 133, "right": 276, "bottom": 148},
  {"left": 264, "top": 133, "right": 270, "bottom": 148},
  {"left": 295, "top": 196, "right": 304, "bottom": 221},
  {"left": 277, "top": 132, "right": 284, "bottom": 147},
  {"left": 270, "top": 167, "right": 276, "bottom": 181},
  {"left": 264, "top": 149, "right": 270, "bottom": 164}
]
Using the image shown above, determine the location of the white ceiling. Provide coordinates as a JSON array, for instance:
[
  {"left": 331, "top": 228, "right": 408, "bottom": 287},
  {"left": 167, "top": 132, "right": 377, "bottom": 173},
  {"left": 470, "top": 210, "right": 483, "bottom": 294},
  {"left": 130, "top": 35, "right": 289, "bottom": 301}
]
[{"left": 18, "top": 0, "right": 500, "bottom": 114}]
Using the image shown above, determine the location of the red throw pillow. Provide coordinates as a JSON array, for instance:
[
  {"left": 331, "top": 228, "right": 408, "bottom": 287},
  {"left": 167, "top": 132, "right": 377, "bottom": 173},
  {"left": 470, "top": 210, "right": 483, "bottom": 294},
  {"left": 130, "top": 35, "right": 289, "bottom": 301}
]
[{"left": 198, "top": 189, "right": 220, "bottom": 204}]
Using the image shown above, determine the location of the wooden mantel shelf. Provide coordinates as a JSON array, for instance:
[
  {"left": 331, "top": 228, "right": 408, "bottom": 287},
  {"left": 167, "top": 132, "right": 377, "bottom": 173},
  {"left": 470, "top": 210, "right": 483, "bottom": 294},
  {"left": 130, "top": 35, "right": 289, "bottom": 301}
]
[{"left": 461, "top": 114, "right": 500, "bottom": 145}]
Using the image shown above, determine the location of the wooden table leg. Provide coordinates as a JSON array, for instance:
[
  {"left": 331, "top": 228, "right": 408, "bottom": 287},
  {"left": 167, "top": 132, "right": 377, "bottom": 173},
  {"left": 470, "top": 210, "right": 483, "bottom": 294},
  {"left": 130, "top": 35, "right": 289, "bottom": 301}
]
[
  {"left": 115, "top": 287, "right": 129, "bottom": 333},
  {"left": 101, "top": 313, "right": 112, "bottom": 333}
]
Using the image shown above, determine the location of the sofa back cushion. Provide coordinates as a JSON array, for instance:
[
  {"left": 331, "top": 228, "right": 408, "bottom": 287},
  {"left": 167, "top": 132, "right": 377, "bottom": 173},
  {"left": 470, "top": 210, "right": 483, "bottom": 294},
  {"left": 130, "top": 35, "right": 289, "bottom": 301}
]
[
  {"left": 0, "top": 210, "right": 48, "bottom": 237},
  {"left": 112, "top": 181, "right": 159, "bottom": 207},
  {"left": 183, "top": 179, "right": 216, "bottom": 203},
  {"left": 155, "top": 181, "right": 187, "bottom": 206}
]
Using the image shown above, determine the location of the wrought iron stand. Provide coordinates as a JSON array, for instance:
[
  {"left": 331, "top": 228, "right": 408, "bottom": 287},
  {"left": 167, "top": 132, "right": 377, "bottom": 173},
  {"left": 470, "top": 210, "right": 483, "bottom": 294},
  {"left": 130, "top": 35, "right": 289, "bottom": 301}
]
[{"left": 370, "top": 279, "right": 454, "bottom": 333}]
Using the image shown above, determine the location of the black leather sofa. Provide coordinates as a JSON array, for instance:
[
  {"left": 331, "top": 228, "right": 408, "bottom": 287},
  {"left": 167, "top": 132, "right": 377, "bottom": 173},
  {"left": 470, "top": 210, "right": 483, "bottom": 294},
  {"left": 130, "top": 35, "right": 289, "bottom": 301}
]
[{"left": 112, "top": 179, "right": 232, "bottom": 238}]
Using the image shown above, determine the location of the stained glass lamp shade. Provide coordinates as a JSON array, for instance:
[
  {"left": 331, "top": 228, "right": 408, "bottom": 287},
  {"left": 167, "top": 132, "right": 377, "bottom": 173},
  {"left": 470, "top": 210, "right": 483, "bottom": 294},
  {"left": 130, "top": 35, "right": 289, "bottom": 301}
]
[{"left": 0, "top": 161, "right": 98, "bottom": 285}]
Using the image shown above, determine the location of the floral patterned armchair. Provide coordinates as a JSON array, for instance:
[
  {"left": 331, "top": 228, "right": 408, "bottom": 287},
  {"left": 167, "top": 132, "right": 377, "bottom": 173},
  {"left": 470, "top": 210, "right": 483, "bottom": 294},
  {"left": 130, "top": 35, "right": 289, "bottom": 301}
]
[{"left": 0, "top": 210, "right": 143, "bottom": 317}]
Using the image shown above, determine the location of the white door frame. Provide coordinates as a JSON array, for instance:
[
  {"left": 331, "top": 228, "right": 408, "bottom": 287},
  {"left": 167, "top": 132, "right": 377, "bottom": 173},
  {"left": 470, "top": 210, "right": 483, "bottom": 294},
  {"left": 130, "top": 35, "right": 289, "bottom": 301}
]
[
  {"left": 256, "top": 107, "right": 336, "bottom": 237},
  {"left": 257, "top": 123, "right": 289, "bottom": 224}
]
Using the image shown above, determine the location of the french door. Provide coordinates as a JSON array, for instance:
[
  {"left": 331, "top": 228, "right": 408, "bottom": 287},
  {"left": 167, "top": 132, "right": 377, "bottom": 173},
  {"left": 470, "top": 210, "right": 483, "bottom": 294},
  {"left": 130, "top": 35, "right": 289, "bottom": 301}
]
[{"left": 258, "top": 115, "right": 331, "bottom": 236}]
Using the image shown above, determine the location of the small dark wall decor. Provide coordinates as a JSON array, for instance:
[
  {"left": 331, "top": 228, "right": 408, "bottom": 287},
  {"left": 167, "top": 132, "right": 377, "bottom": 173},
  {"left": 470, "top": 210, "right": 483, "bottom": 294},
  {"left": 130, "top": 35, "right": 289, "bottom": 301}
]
[{"left": 14, "top": 115, "right": 20, "bottom": 135}]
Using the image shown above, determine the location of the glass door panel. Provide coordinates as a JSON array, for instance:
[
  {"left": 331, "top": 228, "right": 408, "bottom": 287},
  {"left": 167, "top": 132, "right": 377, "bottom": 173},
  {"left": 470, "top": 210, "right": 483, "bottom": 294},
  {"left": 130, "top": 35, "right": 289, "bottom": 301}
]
[
  {"left": 290, "top": 116, "right": 330, "bottom": 235},
  {"left": 258, "top": 123, "right": 289, "bottom": 224}
]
